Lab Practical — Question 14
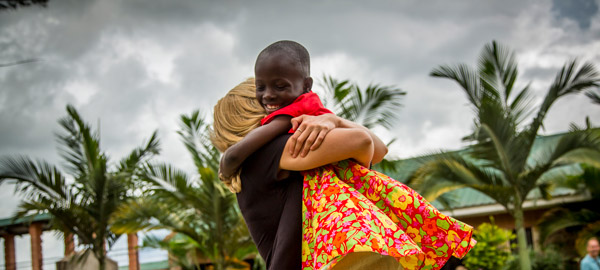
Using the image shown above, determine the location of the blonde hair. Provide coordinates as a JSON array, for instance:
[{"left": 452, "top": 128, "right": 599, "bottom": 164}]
[{"left": 211, "top": 78, "right": 266, "bottom": 193}]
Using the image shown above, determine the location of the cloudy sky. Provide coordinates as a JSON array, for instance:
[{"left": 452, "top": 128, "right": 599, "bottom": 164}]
[{"left": 1, "top": 0, "right": 600, "bottom": 268}]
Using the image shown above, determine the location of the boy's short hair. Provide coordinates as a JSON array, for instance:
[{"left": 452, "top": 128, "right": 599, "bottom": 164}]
[{"left": 256, "top": 40, "right": 310, "bottom": 77}]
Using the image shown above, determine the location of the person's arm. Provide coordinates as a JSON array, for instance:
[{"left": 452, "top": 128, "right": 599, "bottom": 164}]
[
  {"left": 289, "top": 114, "right": 388, "bottom": 164},
  {"left": 280, "top": 120, "right": 375, "bottom": 170},
  {"left": 337, "top": 118, "right": 388, "bottom": 164},
  {"left": 219, "top": 115, "right": 291, "bottom": 179}
]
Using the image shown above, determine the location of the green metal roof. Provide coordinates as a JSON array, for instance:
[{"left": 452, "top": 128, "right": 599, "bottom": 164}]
[
  {"left": 0, "top": 212, "right": 52, "bottom": 227},
  {"left": 381, "top": 131, "right": 590, "bottom": 210}
]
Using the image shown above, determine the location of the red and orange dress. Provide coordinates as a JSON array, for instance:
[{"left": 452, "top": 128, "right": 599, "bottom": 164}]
[{"left": 262, "top": 92, "right": 476, "bottom": 270}]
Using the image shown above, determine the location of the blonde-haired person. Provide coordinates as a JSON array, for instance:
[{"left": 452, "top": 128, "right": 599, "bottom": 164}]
[
  {"left": 211, "top": 78, "right": 266, "bottom": 192},
  {"left": 211, "top": 78, "right": 265, "bottom": 153},
  {"left": 211, "top": 79, "right": 476, "bottom": 270}
]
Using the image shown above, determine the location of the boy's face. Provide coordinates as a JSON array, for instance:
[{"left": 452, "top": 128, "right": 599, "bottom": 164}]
[{"left": 254, "top": 53, "right": 311, "bottom": 114}]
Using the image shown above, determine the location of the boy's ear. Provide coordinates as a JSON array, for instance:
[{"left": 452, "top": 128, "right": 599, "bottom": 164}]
[{"left": 304, "top": 77, "right": 313, "bottom": 92}]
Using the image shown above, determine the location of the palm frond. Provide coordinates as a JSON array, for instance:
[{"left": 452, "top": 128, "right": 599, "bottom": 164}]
[
  {"left": 56, "top": 105, "right": 104, "bottom": 180},
  {"left": 509, "top": 84, "right": 536, "bottom": 126},
  {"left": 544, "top": 128, "right": 600, "bottom": 169},
  {"left": 111, "top": 196, "right": 202, "bottom": 241},
  {"left": 0, "top": 155, "right": 68, "bottom": 200},
  {"left": 529, "top": 60, "right": 600, "bottom": 138},
  {"left": 319, "top": 75, "right": 352, "bottom": 112},
  {"left": 475, "top": 124, "right": 515, "bottom": 182},
  {"left": 116, "top": 130, "right": 160, "bottom": 175},
  {"left": 431, "top": 64, "right": 482, "bottom": 108},
  {"left": 0, "top": 0, "right": 48, "bottom": 10},
  {"left": 319, "top": 75, "right": 405, "bottom": 130},
  {"left": 178, "top": 111, "right": 220, "bottom": 172},
  {"left": 14, "top": 198, "right": 96, "bottom": 246},
  {"left": 142, "top": 163, "right": 198, "bottom": 206},
  {"left": 586, "top": 89, "right": 600, "bottom": 104},
  {"left": 477, "top": 40, "right": 518, "bottom": 104},
  {"left": 410, "top": 152, "right": 513, "bottom": 207},
  {"left": 359, "top": 83, "right": 406, "bottom": 129},
  {"left": 578, "top": 164, "right": 600, "bottom": 198},
  {"left": 537, "top": 208, "right": 600, "bottom": 246}
]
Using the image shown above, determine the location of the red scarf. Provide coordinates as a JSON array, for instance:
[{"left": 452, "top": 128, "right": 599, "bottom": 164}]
[{"left": 260, "top": 92, "right": 333, "bottom": 133}]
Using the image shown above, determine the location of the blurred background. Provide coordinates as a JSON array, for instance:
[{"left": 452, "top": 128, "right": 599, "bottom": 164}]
[{"left": 1, "top": 0, "right": 599, "bottom": 269}]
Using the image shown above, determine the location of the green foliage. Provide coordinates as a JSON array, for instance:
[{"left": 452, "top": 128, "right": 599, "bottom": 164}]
[
  {"left": 410, "top": 40, "right": 600, "bottom": 270},
  {"left": 318, "top": 75, "right": 406, "bottom": 172},
  {"left": 112, "top": 110, "right": 255, "bottom": 270},
  {"left": 537, "top": 162, "right": 600, "bottom": 256},
  {"left": 463, "top": 218, "right": 514, "bottom": 270},
  {"left": 504, "top": 248, "right": 565, "bottom": 270},
  {"left": 0, "top": 105, "right": 159, "bottom": 270},
  {"left": 318, "top": 75, "right": 406, "bottom": 130},
  {"left": 143, "top": 234, "right": 202, "bottom": 270}
]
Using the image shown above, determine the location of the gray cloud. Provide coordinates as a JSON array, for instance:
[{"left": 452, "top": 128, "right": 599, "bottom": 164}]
[{"left": 552, "top": 0, "right": 599, "bottom": 29}]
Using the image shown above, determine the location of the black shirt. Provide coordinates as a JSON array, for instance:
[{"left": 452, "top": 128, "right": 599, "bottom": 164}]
[{"left": 237, "top": 134, "right": 302, "bottom": 270}]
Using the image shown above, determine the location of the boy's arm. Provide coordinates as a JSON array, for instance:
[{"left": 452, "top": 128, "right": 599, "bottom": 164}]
[{"left": 219, "top": 115, "right": 292, "bottom": 180}]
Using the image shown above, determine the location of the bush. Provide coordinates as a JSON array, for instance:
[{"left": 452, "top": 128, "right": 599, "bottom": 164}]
[
  {"left": 503, "top": 248, "right": 565, "bottom": 270},
  {"left": 463, "top": 217, "right": 514, "bottom": 270}
]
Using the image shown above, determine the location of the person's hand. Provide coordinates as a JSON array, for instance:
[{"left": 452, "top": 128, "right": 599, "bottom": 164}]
[{"left": 289, "top": 114, "right": 338, "bottom": 157}]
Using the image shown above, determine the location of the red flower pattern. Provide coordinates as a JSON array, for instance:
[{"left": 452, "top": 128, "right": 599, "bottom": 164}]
[{"left": 301, "top": 160, "right": 476, "bottom": 270}]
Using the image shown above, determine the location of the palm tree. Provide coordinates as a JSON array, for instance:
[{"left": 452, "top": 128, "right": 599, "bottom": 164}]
[
  {"left": 112, "top": 111, "right": 256, "bottom": 270},
  {"left": 537, "top": 163, "right": 600, "bottom": 255},
  {"left": 318, "top": 75, "right": 406, "bottom": 173},
  {"left": 408, "top": 41, "right": 600, "bottom": 270},
  {"left": 0, "top": 104, "right": 159, "bottom": 270},
  {"left": 318, "top": 75, "right": 406, "bottom": 130}
]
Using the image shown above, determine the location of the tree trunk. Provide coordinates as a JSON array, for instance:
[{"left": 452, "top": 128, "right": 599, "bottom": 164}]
[
  {"left": 514, "top": 208, "right": 531, "bottom": 270},
  {"left": 215, "top": 255, "right": 225, "bottom": 270},
  {"left": 96, "top": 241, "right": 106, "bottom": 270},
  {"left": 99, "top": 256, "right": 106, "bottom": 270}
]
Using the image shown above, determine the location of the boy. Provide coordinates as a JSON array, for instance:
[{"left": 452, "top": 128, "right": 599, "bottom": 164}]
[{"left": 219, "top": 40, "right": 335, "bottom": 184}]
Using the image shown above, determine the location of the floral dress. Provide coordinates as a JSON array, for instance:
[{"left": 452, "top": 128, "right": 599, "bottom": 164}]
[
  {"left": 301, "top": 160, "right": 476, "bottom": 270},
  {"left": 260, "top": 92, "right": 476, "bottom": 269}
]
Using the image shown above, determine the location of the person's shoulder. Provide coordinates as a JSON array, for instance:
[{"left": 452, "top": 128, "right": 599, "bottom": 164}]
[
  {"left": 580, "top": 255, "right": 596, "bottom": 268},
  {"left": 581, "top": 254, "right": 589, "bottom": 262}
]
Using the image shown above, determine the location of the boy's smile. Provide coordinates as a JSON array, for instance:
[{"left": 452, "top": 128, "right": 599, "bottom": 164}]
[{"left": 254, "top": 52, "right": 312, "bottom": 114}]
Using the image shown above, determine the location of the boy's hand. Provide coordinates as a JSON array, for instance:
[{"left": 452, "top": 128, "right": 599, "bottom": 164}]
[
  {"left": 219, "top": 154, "right": 233, "bottom": 182},
  {"left": 289, "top": 114, "right": 337, "bottom": 158}
]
